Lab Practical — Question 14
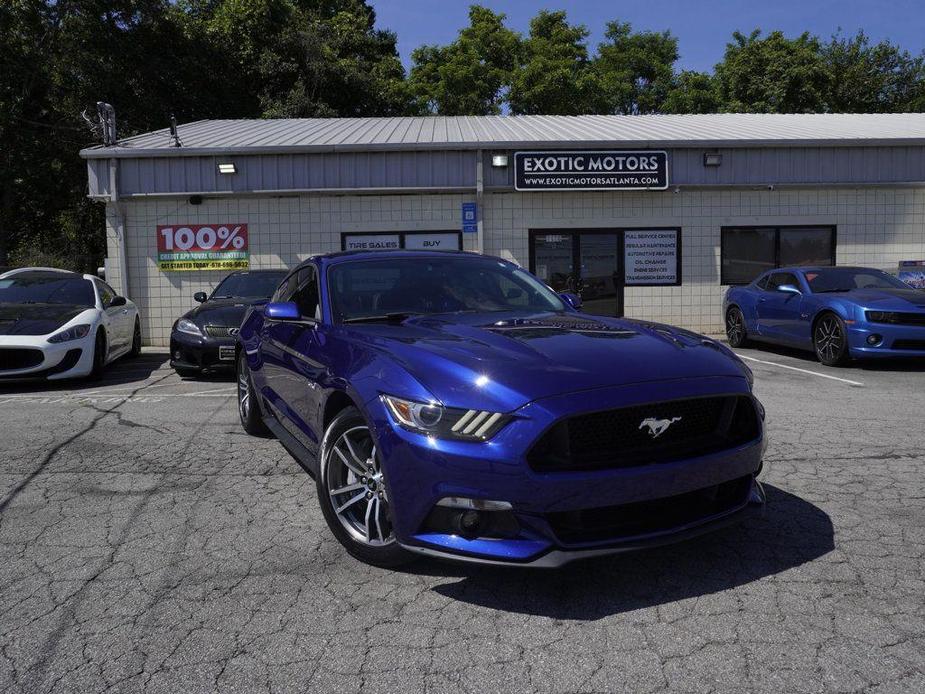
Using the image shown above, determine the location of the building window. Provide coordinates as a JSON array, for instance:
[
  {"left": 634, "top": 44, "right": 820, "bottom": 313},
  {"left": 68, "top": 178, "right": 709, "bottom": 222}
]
[{"left": 721, "top": 226, "right": 836, "bottom": 285}]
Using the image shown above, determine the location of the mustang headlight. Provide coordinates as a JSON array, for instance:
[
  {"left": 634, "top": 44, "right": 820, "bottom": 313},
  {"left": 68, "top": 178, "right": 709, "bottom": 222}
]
[
  {"left": 47, "top": 324, "right": 92, "bottom": 343},
  {"left": 381, "top": 394, "right": 508, "bottom": 441},
  {"left": 176, "top": 318, "right": 203, "bottom": 336}
]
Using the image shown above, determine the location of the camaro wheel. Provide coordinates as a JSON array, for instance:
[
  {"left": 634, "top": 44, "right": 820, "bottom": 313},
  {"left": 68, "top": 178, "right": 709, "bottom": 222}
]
[
  {"left": 237, "top": 352, "right": 271, "bottom": 437},
  {"left": 317, "top": 407, "right": 411, "bottom": 567},
  {"left": 129, "top": 319, "right": 142, "bottom": 357},
  {"left": 725, "top": 307, "right": 750, "bottom": 348},
  {"left": 814, "top": 313, "right": 849, "bottom": 366},
  {"left": 87, "top": 330, "right": 107, "bottom": 381}
]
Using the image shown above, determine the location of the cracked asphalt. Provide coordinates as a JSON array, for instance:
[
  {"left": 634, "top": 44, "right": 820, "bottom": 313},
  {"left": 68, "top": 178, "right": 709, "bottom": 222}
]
[{"left": 1, "top": 347, "right": 924, "bottom": 693}]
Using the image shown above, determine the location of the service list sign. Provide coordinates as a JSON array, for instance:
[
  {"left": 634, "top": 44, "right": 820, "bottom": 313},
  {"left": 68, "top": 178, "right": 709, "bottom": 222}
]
[
  {"left": 514, "top": 151, "right": 668, "bottom": 191},
  {"left": 624, "top": 230, "right": 680, "bottom": 285},
  {"left": 157, "top": 225, "right": 249, "bottom": 271}
]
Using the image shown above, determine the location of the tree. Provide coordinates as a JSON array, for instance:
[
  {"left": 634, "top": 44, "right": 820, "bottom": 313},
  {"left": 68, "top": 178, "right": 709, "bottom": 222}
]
[
  {"left": 714, "top": 30, "right": 830, "bottom": 113},
  {"left": 594, "top": 21, "right": 679, "bottom": 114},
  {"left": 823, "top": 31, "right": 925, "bottom": 112},
  {"left": 508, "top": 10, "right": 600, "bottom": 115},
  {"left": 662, "top": 71, "right": 722, "bottom": 114},
  {"left": 408, "top": 5, "right": 519, "bottom": 115}
]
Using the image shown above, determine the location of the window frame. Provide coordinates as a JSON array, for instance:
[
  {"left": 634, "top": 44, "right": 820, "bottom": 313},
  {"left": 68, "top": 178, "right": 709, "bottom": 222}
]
[{"left": 720, "top": 225, "right": 837, "bottom": 286}]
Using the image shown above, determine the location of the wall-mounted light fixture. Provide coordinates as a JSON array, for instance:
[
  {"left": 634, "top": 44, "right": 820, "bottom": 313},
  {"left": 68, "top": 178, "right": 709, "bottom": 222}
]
[
  {"left": 491, "top": 154, "right": 509, "bottom": 168},
  {"left": 703, "top": 153, "right": 722, "bottom": 167},
  {"left": 217, "top": 162, "right": 237, "bottom": 174}
]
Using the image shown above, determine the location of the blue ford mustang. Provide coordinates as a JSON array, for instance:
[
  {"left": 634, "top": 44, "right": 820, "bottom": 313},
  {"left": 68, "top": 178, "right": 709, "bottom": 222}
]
[
  {"left": 724, "top": 266, "right": 925, "bottom": 366},
  {"left": 236, "top": 251, "right": 767, "bottom": 567}
]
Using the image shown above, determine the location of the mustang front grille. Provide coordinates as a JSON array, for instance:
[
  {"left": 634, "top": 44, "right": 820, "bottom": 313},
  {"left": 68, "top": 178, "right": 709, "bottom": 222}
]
[{"left": 527, "top": 395, "right": 760, "bottom": 472}]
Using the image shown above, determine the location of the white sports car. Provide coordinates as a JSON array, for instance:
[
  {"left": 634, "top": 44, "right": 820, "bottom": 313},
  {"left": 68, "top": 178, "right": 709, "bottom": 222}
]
[{"left": 0, "top": 267, "right": 141, "bottom": 381}]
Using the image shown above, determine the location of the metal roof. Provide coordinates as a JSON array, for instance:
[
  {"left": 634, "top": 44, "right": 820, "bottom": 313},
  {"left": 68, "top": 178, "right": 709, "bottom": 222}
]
[{"left": 80, "top": 113, "right": 925, "bottom": 158}]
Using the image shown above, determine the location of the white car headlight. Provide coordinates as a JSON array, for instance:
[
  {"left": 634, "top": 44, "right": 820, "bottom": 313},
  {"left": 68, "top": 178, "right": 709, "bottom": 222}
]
[
  {"left": 48, "top": 324, "right": 92, "bottom": 343},
  {"left": 176, "top": 318, "right": 203, "bottom": 336},
  {"left": 381, "top": 394, "right": 508, "bottom": 441}
]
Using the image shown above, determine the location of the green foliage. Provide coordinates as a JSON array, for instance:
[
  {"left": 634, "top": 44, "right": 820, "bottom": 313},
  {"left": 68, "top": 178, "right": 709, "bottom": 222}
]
[
  {"left": 714, "top": 30, "right": 830, "bottom": 113},
  {"left": 508, "top": 11, "right": 600, "bottom": 115},
  {"left": 662, "top": 71, "right": 722, "bottom": 114},
  {"left": 409, "top": 6, "right": 519, "bottom": 115},
  {"left": 594, "top": 21, "right": 679, "bottom": 114}
]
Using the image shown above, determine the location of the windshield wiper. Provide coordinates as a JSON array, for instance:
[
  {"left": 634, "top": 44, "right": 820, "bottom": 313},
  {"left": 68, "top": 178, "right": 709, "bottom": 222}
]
[{"left": 343, "top": 312, "right": 420, "bottom": 324}]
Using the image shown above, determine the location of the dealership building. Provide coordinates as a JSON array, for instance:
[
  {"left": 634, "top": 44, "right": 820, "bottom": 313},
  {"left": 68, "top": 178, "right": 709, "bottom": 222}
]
[{"left": 80, "top": 113, "right": 925, "bottom": 345}]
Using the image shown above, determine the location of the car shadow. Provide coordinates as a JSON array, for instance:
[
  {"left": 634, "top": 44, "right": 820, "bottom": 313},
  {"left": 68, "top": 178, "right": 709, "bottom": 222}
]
[
  {"left": 733, "top": 342, "right": 925, "bottom": 372},
  {"left": 0, "top": 352, "right": 172, "bottom": 393},
  {"left": 416, "top": 485, "right": 833, "bottom": 620}
]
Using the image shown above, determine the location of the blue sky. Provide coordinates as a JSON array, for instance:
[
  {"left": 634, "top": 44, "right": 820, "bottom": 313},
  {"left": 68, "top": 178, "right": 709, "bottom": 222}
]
[{"left": 368, "top": 0, "right": 924, "bottom": 73}]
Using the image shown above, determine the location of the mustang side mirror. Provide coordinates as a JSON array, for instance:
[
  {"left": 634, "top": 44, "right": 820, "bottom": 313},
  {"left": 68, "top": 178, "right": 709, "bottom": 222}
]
[
  {"left": 109, "top": 296, "right": 127, "bottom": 307},
  {"left": 193, "top": 291, "right": 207, "bottom": 303},
  {"left": 265, "top": 301, "right": 300, "bottom": 321},
  {"left": 777, "top": 284, "right": 801, "bottom": 296},
  {"left": 559, "top": 292, "right": 582, "bottom": 311}
]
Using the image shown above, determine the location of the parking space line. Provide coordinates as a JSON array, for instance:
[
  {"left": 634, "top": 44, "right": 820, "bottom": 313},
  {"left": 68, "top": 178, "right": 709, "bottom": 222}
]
[{"left": 735, "top": 354, "right": 864, "bottom": 387}]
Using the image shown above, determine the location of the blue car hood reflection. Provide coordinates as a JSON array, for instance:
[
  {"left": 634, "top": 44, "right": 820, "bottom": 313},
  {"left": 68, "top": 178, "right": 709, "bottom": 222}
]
[{"left": 343, "top": 311, "right": 747, "bottom": 411}]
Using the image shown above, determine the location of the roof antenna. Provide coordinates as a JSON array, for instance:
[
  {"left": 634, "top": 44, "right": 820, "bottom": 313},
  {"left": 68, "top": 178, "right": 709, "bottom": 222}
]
[
  {"left": 169, "top": 114, "right": 182, "bottom": 147},
  {"left": 95, "top": 102, "right": 117, "bottom": 146}
]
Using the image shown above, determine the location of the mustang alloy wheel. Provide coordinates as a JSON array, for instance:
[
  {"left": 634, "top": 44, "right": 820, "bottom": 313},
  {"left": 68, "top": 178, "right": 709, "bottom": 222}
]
[
  {"left": 814, "top": 313, "right": 849, "bottom": 366},
  {"left": 725, "top": 307, "right": 749, "bottom": 348},
  {"left": 317, "top": 407, "right": 411, "bottom": 567}
]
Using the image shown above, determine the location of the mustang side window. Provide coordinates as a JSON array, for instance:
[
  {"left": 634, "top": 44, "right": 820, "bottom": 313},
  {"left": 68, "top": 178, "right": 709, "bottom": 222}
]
[{"left": 294, "top": 267, "right": 320, "bottom": 320}]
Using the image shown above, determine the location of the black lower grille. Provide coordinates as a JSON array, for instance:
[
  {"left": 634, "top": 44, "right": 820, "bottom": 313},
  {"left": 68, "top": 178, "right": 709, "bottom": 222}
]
[
  {"left": 546, "top": 474, "right": 752, "bottom": 543},
  {"left": 528, "top": 395, "right": 760, "bottom": 472},
  {"left": 0, "top": 348, "right": 44, "bottom": 371},
  {"left": 892, "top": 339, "right": 925, "bottom": 350}
]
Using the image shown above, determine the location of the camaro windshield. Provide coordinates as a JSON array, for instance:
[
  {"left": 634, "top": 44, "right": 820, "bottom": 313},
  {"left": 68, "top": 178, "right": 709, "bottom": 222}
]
[
  {"left": 328, "top": 256, "right": 565, "bottom": 322},
  {"left": 804, "top": 268, "right": 910, "bottom": 293},
  {"left": 0, "top": 275, "right": 95, "bottom": 307},
  {"left": 211, "top": 272, "right": 287, "bottom": 299}
]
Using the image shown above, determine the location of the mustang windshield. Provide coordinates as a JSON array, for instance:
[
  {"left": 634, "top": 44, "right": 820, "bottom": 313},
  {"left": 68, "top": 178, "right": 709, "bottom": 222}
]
[
  {"left": 805, "top": 268, "right": 910, "bottom": 293},
  {"left": 0, "top": 274, "right": 95, "bottom": 307},
  {"left": 329, "top": 256, "right": 565, "bottom": 322},
  {"left": 211, "top": 271, "right": 287, "bottom": 299}
]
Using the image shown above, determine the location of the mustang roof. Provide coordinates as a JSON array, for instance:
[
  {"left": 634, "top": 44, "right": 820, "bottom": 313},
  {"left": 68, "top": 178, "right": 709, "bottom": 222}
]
[{"left": 80, "top": 113, "right": 925, "bottom": 158}]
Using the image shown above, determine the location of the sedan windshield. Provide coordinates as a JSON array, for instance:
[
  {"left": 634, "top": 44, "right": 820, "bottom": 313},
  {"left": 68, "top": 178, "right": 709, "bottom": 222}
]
[
  {"left": 329, "top": 256, "right": 565, "bottom": 322},
  {"left": 0, "top": 274, "right": 95, "bottom": 307},
  {"left": 804, "top": 268, "right": 911, "bottom": 293},
  {"left": 211, "top": 271, "right": 287, "bottom": 299}
]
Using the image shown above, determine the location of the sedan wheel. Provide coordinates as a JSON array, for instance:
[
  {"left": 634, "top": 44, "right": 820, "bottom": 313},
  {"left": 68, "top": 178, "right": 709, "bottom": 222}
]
[
  {"left": 317, "top": 407, "right": 411, "bottom": 567},
  {"left": 814, "top": 313, "right": 849, "bottom": 366}
]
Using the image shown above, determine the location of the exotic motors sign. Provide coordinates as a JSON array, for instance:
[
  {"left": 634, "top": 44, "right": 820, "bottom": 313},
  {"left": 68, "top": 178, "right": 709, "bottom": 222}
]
[
  {"left": 514, "top": 151, "right": 668, "bottom": 191},
  {"left": 157, "top": 224, "right": 249, "bottom": 271}
]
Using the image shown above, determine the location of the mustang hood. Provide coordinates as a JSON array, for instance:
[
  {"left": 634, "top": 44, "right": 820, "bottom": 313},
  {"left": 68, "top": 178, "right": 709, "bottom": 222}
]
[
  {"left": 181, "top": 298, "right": 252, "bottom": 329},
  {"left": 0, "top": 304, "right": 89, "bottom": 336},
  {"left": 348, "top": 312, "right": 749, "bottom": 411},
  {"left": 844, "top": 288, "right": 925, "bottom": 309}
]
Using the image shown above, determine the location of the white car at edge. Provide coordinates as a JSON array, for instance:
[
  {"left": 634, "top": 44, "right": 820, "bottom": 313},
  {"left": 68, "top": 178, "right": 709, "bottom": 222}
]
[{"left": 0, "top": 267, "right": 141, "bottom": 381}]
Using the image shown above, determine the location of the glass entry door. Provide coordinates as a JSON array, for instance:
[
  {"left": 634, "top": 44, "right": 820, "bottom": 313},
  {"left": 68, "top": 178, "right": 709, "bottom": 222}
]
[{"left": 531, "top": 232, "right": 623, "bottom": 317}]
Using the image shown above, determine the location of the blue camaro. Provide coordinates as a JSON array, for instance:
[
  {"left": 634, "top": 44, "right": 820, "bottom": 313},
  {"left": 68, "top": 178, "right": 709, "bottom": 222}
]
[
  {"left": 724, "top": 266, "right": 925, "bottom": 366},
  {"left": 236, "top": 251, "right": 767, "bottom": 567}
]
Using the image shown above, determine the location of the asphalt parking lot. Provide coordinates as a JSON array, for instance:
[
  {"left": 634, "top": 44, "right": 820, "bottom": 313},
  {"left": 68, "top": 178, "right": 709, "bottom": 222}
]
[{"left": 1, "top": 347, "right": 924, "bottom": 694}]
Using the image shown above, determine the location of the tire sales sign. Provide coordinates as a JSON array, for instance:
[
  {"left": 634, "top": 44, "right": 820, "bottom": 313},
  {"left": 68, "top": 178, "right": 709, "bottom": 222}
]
[
  {"left": 157, "top": 225, "right": 249, "bottom": 271},
  {"left": 514, "top": 151, "right": 668, "bottom": 191}
]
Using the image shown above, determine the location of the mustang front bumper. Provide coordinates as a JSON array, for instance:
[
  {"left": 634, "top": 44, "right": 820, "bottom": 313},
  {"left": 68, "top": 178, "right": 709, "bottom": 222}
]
[{"left": 369, "top": 375, "right": 767, "bottom": 567}]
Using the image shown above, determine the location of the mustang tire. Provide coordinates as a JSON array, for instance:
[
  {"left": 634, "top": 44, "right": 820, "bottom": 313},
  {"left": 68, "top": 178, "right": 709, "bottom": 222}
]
[
  {"left": 725, "top": 306, "right": 750, "bottom": 348},
  {"left": 317, "top": 407, "right": 411, "bottom": 568},
  {"left": 237, "top": 352, "right": 271, "bottom": 437},
  {"left": 814, "top": 312, "right": 850, "bottom": 366}
]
